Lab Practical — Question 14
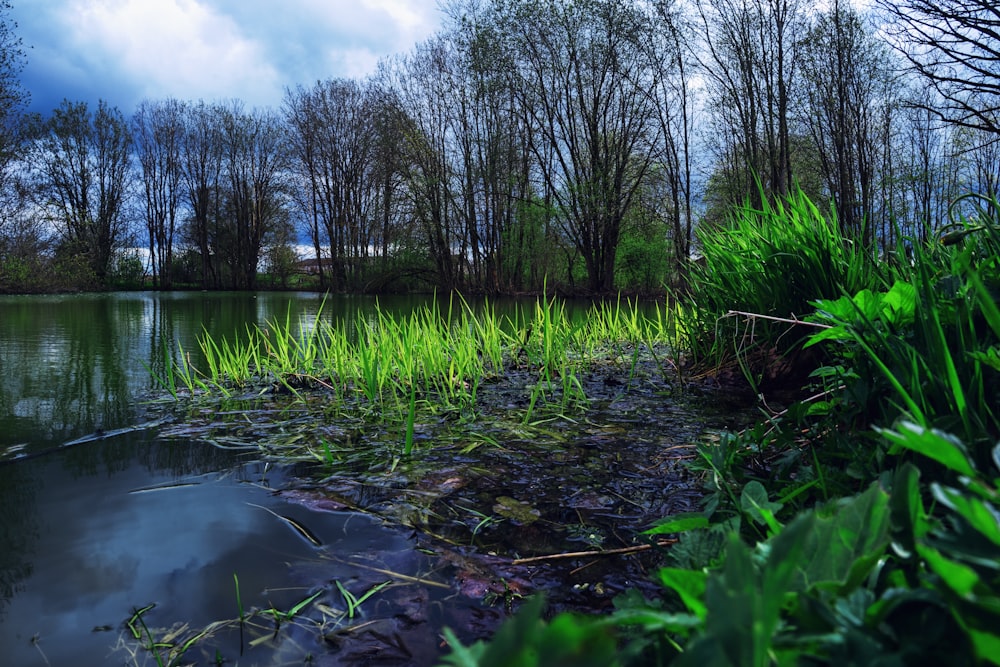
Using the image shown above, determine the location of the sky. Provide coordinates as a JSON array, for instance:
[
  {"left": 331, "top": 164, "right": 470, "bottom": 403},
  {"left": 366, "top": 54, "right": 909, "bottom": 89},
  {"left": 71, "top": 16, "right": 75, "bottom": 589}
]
[{"left": 12, "top": 0, "right": 444, "bottom": 115}]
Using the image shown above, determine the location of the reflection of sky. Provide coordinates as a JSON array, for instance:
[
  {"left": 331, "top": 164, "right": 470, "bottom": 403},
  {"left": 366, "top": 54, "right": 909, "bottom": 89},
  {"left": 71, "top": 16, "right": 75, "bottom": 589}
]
[{"left": 0, "top": 436, "right": 412, "bottom": 666}]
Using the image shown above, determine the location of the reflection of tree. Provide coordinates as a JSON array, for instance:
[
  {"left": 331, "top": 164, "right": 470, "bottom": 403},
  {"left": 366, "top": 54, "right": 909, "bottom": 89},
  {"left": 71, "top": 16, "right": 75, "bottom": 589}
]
[
  {"left": 0, "top": 463, "right": 40, "bottom": 621},
  {"left": 0, "top": 292, "right": 338, "bottom": 623},
  {"left": 0, "top": 292, "right": 329, "bottom": 458}
]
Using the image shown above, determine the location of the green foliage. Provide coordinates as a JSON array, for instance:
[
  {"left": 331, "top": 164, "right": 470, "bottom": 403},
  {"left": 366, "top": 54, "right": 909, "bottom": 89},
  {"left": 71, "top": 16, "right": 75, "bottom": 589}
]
[
  {"left": 806, "top": 196, "right": 1000, "bottom": 470},
  {"left": 439, "top": 595, "right": 620, "bottom": 667},
  {"left": 439, "top": 193, "right": 1000, "bottom": 667},
  {"left": 679, "top": 184, "right": 887, "bottom": 376},
  {"left": 110, "top": 251, "right": 147, "bottom": 289},
  {"left": 615, "top": 213, "right": 671, "bottom": 292}
]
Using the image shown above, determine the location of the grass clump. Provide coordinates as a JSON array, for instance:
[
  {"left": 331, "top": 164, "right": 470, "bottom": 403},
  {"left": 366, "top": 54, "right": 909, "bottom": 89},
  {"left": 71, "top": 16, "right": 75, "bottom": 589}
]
[
  {"left": 154, "top": 294, "right": 682, "bottom": 460},
  {"left": 678, "top": 184, "right": 890, "bottom": 386}
]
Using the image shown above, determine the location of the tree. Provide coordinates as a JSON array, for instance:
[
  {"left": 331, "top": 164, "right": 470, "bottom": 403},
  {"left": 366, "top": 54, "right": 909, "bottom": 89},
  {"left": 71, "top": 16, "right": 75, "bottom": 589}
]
[
  {"left": 644, "top": 0, "right": 698, "bottom": 284},
  {"left": 133, "top": 98, "right": 185, "bottom": 288},
  {"left": 797, "top": 2, "right": 897, "bottom": 244},
  {"left": 497, "top": 0, "right": 659, "bottom": 293},
  {"left": 285, "top": 78, "right": 379, "bottom": 291},
  {"left": 694, "top": 0, "right": 807, "bottom": 205},
  {"left": 445, "top": 1, "right": 539, "bottom": 292},
  {"left": 0, "top": 0, "right": 34, "bottom": 283},
  {"left": 216, "top": 103, "right": 289, "bottom": 290},
  {"left": 876, "top": 0, "right": 1000, "bottom": 136},
  {"left": 386, "top": 37, "right": 463, "bottom": 290},
  {"left": 179, "top": 101, "right": 224, "bottom": 289},
  {"left": 31, "top": 100, "right": 132, "bottom": 285},
  {"left": 0, "top": 0, "right": 27, "bottom": 178}
]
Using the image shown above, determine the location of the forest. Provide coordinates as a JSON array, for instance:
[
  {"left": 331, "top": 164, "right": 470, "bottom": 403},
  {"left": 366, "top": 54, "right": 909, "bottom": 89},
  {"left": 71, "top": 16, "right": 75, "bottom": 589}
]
[{"left": 0, "top": 0, "right": 997, "bottom": 295}]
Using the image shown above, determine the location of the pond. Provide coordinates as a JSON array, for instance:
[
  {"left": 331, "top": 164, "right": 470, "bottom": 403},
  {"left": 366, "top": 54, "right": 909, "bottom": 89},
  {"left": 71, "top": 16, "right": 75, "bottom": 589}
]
[{"left": 0, "top": 291, "right": 752, "bottom": 666}]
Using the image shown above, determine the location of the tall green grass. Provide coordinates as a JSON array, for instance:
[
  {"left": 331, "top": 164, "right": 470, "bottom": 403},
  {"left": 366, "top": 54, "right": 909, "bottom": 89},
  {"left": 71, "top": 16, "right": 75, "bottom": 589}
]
[
  {"left": 679, "top": 184, "right": 890, "bottom": 382},
  {"left": 157, "top": 294, "right": 680, "bottom": 454},
  {"left": 806, "top": 192, "right": 1000, "bottom": 473}
]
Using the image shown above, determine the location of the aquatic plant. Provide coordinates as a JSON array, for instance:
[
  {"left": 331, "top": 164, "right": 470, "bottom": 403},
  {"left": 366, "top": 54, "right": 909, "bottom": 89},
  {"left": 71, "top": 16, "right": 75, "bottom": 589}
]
[{"left": 157, "top": 293, "right": 680, "bottom": 459}]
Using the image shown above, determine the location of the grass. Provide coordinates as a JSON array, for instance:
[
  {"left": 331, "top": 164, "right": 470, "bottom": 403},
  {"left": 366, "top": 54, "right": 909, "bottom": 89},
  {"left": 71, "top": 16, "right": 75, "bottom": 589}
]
[
  {"left": 677, "top": 183, "right": 891, "bottom": 383},
  {"left": 155, "top": 293, "right": 683, "bottom": 458}
]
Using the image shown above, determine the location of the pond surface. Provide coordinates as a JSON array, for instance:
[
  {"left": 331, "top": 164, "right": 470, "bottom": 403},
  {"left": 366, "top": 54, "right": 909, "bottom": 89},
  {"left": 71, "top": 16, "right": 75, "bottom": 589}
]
[{"left": 0, "top": 291, "right": 752, "bottom": 666}]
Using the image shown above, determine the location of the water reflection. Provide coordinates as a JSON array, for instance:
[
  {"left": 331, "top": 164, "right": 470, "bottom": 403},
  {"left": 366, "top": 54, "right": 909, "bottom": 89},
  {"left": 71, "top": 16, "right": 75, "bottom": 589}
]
[
  {"left": 0, "top": 292, "right": 330, "bottom": 457},
  {"left": 0, "top": 291, "right": 606, "bottom": 458},
  {"left": 0, "top": 291, "right": 472, "bottom": 665},
  {"left": 0, "top": 430, "right": 415, "bottom": 667}
]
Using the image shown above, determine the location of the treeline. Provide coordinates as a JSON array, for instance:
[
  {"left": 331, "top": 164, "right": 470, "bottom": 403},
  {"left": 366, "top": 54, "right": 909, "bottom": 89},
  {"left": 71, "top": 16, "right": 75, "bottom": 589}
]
[{"left": 0, "top": 0, "right": 997, "bottom": 294}]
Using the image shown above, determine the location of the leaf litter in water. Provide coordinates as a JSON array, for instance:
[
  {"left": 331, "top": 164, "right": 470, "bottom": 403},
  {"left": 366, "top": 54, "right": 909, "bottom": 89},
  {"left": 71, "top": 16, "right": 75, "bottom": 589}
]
[{"left": 139, "top": 349, "right": 758, "bottom": 663}]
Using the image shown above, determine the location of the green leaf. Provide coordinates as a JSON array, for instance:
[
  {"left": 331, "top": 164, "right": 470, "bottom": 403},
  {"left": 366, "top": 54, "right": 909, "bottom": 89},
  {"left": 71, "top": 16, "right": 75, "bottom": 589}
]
[
  {"left": 675, "top": 535, "right": 764, "bottom": 667},
  {"left": 932, "top": 484, "right": 1000, "bottom": 548},
  {"left": 966, "top": 627, "right": 1000, "bottom": 667},
  {"left": 643, "top": 512, "right": 709, "bottom": 536},
  {"left": 890, "top": 464, "right": 930, "bottom": 559},
  {"left": 741, "top": 481, "right": 783, "bottom": 533},
  {"left": 968, "top": 347, "right": 1000, "bottom": 372},
  {"left": 876, "top": 421, "right": 976, "bottom": 477},
  {"left": 438, "top": 595, "right": 620, "bottom": 667},
  {"left": 919, "top": 544, "right": 980, "bottom": 597},
  {"left": 787, "top": 482, "right": 892, "bottom": 594},
  {"left": 658, "top": 567, "right": 708, "bottom": 620},
  {"left": 881, "top": 280, "right": 917, "bottom": 326}
]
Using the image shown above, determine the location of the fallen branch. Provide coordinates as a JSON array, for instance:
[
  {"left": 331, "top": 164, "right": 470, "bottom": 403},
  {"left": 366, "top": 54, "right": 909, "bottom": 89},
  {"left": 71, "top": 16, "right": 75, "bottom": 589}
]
[
  {"left": 512, "top": 539, "right": 676, "bottom": 565},
  {"left": 724, "top": 310, "right": 831, "bottom": 328}
]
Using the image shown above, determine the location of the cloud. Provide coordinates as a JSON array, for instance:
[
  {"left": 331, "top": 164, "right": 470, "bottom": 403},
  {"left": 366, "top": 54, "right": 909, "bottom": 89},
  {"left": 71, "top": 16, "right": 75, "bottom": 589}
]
[
  {"left": 14, "top": 0, "right": 442, "bottom": 114},
  {"left": 69, "top": 0, "right": 282, "bottom": 105}
]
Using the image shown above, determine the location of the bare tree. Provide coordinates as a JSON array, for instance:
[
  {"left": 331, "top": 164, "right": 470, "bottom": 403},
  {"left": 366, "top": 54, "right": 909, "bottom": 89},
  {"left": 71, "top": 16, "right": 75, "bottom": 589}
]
[
  {"left": 31, "top": 100, "right": 132, "bottom": 284},
  {"left": 797, "top": 2, "right": 897, "bottom": 244},
  {"left": 385, "top": 37, "right": 463, "bottom": 289},
  {"left": 285, "top": 78, "right": 378, "bottom": 290},
  {"left": 180, "top": 101, "right": 224, "bottom": 288},
  {"left": 694, "top": 0, "right": 807, "bottom": 205},
  {"left": 0, "top": 0, "right": 38, "bottom": 288},
  {"left": 0, "top": 0, "right": 28, "bottom": 220},
  {"left": 644, "top": 0, "right": 698, "bottom": 282},
  {"left": 876, "top": 0, "right": 1000, "bottom": 136},
  {"left": 217, "top": 103, "right": 289, "bottom": 290},
  {"left": 498, "top": 0, "right": 659, "bottom": 293},
  {"left": 133, "top": 98, "right": 185, "bottom": 288},
  {"left": 446, "top": 1, "right": 538, "bottom": 292}
]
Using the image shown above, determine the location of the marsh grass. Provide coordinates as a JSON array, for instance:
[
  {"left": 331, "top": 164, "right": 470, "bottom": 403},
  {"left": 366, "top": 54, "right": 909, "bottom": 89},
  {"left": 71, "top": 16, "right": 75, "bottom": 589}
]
[
  {"left": 157, "top": 294, "right": 680, "bottom": 457},
  {"left": 679, "top": 184, "right": 890, "bottom": 381}
]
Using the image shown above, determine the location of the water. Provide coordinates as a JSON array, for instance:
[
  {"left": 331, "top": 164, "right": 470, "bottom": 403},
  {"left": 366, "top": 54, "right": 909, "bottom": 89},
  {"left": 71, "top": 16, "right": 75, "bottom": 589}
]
[
  {"left": 0, "top": 292, "right": 450, "bottom": 665},
  {"left": 0, "top": 291, "right": 433, "bottom": 458},
  {"left": 0, "top": 291, "right": 738, "bottom": 665}
]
